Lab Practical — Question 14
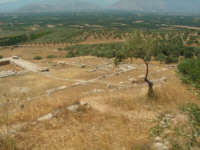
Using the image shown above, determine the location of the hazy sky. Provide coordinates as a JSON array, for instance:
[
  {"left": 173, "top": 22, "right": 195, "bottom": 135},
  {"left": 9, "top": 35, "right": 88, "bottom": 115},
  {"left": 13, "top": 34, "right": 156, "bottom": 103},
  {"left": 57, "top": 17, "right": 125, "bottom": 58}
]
[
  {"left": 0, "top": 0, "right": 119, "bottom": 4},
  {"left": 0, "top": 0, "right": 17, "bottom": 3}
]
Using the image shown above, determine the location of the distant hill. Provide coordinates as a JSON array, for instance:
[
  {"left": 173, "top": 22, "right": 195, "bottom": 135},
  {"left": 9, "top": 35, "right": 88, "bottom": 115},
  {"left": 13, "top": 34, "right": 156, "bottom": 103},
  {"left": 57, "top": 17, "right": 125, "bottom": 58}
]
[
  {"left": 1, "top": 0, "right": 200, "bottom": 14},
  {"left": 19, "top": 2, "right": 99, "bottom": 13},
  {"left": 0, "top": 0, "right": 100, "bottom": 12},
  {"left": 111, "top": 0, "right": 200, "bottom": 13}
]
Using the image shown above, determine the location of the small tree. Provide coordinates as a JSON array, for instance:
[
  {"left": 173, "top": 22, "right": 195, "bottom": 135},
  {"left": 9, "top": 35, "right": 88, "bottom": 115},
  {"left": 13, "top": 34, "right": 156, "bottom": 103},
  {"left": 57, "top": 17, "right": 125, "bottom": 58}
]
[
  {"left": 127, "top": 30, "right": 156, "bottom": 97},
  {"left": 113, "top": 48, "right": 126, "bottom": 67}
]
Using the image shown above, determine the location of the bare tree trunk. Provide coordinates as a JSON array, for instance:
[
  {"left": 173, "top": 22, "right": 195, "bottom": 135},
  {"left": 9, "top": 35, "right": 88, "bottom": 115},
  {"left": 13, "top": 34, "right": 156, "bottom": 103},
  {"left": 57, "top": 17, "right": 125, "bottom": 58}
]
[{"left": 144, "top": 61, "right": 154, "bottom": 97}]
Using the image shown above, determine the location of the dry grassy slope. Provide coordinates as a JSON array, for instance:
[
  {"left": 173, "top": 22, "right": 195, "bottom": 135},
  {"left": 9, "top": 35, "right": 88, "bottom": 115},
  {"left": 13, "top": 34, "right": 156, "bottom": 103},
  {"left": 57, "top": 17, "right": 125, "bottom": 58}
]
[{"left": 0, "top": 46, "right": 199, "bottom": 150}]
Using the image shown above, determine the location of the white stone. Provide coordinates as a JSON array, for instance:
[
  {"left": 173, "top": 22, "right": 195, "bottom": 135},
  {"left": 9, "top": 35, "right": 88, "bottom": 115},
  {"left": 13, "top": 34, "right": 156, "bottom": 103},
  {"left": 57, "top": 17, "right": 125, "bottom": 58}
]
[
  {"left": 153, "top": 142, "right": 169, "bottom": 150},
  {"left": 38, "top": 113, "right": 53, "bottom": 121},
  {"left": 12, "top": 56, "right": 19, "bottom": 59},
  {"left": 57, "top": 85, "right": 67, "bottom": 90},
  {"left": 72, "top": 82, "right": 81, "bottom": 86},
  {"left": 81, "top": 64, "right": 86, "bottom": 68},
  {"left": 0, "top": 70, "right": 16, "bottom": 78},
  {"left": 57, "top": 61, "right": 66, "bottom": 65},
  {"left": 46, "top": 85, "right": 67, "bottom": 95},
  {"left": 155, "top": 137, "right": 162, "bottom": 142},
  {"left": 39, "top": 67, "right": 49, "bottom": 72},
  {"left": 161, "top": 68, "right": 168, "bottom": 71},
  {"left": 94, "top": 89, "right": 104, "bottom": 93},
  {"left": 87, "top": 69, "right": 96, "bottom": 72},
  {"left": 66, "top": 104, "right": 79, "bottom": 112}
]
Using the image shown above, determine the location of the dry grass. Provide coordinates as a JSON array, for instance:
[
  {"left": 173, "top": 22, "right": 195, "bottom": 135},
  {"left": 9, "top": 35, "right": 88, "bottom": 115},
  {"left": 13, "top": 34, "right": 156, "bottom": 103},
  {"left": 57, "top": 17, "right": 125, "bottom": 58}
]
[
  {"left": 0, "top": 64, "right": 23, "bottom": 72},
  {"left": 0, "top": 137, "right": 18, "bottom": 150},
  {"left": 0, "top": 54, "right": 200, "bottom": 150}
]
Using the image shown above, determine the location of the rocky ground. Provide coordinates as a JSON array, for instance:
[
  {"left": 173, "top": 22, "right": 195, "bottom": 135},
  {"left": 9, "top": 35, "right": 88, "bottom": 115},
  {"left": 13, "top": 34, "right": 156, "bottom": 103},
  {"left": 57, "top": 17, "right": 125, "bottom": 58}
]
[{"left": 0, "top": 46, "right": 200, "bottom": 150}]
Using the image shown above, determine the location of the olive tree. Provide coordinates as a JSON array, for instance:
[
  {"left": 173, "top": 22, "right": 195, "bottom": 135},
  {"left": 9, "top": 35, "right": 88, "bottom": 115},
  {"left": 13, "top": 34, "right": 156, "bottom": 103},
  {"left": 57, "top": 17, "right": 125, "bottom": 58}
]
[{"left": 127, "top": 30, "right": 156, "bottom": 97}]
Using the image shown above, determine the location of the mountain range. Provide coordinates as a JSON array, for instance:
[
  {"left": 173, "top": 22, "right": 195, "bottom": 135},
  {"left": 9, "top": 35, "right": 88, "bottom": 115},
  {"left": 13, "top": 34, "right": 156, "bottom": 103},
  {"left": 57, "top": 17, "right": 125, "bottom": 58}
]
[
  {"left": 0, "top": 0, "right": 102, "bottom": 12},
  {"left": 113, "top": 0, "right": 200, "bottom": 13},
  {"left": 0, "top": 0, "right": 200, "bottom": 14}
]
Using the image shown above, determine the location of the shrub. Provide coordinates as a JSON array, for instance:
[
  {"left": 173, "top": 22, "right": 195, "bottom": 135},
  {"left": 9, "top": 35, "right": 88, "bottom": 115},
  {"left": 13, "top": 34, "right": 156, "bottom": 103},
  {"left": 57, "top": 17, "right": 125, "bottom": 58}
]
[
  {"left": 155, "top": 53, "right": 166, "bottom": 62},
  {"left": 178, "top": 58, "right": 200, "bottom": 86},
  {"left": 0, "top": 55, "right": 3, "bottom": 59},
  {"left": 65, "top": 51, "right": 75, "bottom": 58},
  {"left": 57, "top": 48, "right": 63, "bottom": 51},
  {"left": 194, "top": 48, "right": 200, "bottom": 57},
  {"left": 33, "top": 56, "right": 42, "bottom": 60},
  {"left": 184, "top": 50, "right": 193, "bottom": 58},
  {"left": 187, "top": 40, "right": 193, "bottom": 45},
  {"left": 165, "top": 56, "right": 178, "bottom": 64},
  {"left": 46, "top": 55, "right": 57, "bottom": 59},
  {"left": 181, "top": 103, "right": 200, "bottom": 125}
]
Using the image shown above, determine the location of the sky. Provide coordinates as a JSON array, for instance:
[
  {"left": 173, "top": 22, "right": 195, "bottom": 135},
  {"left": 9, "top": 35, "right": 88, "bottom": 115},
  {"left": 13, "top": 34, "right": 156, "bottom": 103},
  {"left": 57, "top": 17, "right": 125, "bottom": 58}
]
[
  {"left": 1, "top": 0, "right": 200, "bottom": 14},
  {"left": 0, "top": 0, "right": 17, "bottom": 3},
  {"left": 0, "top": 0, "right": 119, "bottom": 4}
]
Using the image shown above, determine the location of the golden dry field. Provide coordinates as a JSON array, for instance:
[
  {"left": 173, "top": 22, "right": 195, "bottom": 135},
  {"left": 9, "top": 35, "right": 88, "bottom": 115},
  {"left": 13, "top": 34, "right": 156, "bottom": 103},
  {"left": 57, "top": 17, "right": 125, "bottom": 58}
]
[{"left": 0, "top": 44, "right": 200, "bottom": 150}]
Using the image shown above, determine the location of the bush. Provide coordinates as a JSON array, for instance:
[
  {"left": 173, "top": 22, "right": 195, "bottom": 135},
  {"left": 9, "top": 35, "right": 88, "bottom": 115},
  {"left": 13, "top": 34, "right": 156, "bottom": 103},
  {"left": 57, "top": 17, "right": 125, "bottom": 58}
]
[
  {"left": 184, "top": 50, "right": 194, "bottom": 58},
  {"left": 65, "top": 51, "right": 75, "bottom": 58},
  {"left": 155, "top": 53, "right": 166, "bottom": 62},
  {"left": 33, "top": 56, "right": 42, "bottom": 60},
  {"left": 46, "top": 55, "right": 57, "bottom": 59},
  {"left": 57, "top": 48, "right": 63, "bottom": 51},
  {"left": 194, "top": 48, "right": 200, "bottom": 57},
  {"left": 165, "top": 56, "right": 178, "bottom": 64},
  {"left": 178, "top": 58, "right": 200, "bottom": 86},
  {"left": 0, "top": 55, "right": 3, "bottom": 59}
]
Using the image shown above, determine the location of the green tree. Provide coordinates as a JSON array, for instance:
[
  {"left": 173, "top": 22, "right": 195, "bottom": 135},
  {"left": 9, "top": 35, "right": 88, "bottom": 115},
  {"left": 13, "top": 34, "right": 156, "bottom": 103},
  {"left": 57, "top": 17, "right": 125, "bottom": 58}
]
[{"left": 127, "top": 30, "right": 156, "bottom": 97}]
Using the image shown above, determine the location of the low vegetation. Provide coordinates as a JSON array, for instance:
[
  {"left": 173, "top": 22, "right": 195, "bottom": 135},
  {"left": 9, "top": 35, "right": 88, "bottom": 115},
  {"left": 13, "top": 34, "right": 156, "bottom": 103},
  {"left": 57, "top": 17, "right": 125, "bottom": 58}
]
[
  {"left": 178, "top": 58, "right": 200, "bottom": 89},
  {"left": 46, "top": 55, "right": 57, "bottom": 59},
  {"left": 33, "top": 56, "right": 42, "bottom": 60}
]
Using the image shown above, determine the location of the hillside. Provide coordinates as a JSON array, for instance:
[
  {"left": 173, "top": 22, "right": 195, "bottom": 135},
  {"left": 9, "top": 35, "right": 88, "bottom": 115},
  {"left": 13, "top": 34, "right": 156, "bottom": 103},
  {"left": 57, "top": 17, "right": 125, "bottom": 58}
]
[{"left": 19, "top": 2, "right": 99, "bottom": 13}]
